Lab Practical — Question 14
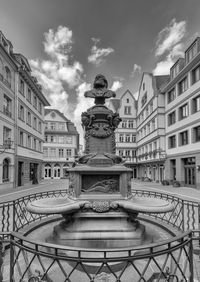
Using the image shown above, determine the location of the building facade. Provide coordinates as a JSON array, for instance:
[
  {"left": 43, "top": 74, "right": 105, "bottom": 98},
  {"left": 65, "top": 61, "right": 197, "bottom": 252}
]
[
  {"left": 137, "top": 73, "right": 169, "bottom": 182},
  {"left": 42, "top": 109, "right": 79, "bottom": 179},
  {"left": 0, "top": 30, "right": 50, "bottom": 189},
  {"left": 162, "top": 38, "right": 200, "bottom": 189},
  {"left": 109, "top": 90, "right": 137, "bottom": 177},
  {"left": 0, "top": 31, "right": 17, "bottom": 188}
]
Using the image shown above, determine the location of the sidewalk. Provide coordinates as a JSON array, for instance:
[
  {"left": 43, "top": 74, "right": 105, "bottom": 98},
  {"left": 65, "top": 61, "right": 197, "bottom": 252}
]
[{"left": 132, "top": 179, "right": 200, "bottom": 202}]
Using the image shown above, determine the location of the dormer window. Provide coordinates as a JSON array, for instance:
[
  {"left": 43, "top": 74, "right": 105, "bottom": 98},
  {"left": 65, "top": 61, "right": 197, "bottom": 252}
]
[
  {"left": 186, "top": 41, "right": 198, "bottom": 64},
  {"left": 170, "top": 63, "right": 179, "bottom": 80}
]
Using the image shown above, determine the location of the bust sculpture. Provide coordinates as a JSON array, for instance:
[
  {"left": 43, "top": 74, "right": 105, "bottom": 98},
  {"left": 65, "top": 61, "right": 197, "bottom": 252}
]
[{"left": 84, "top": 74, "right": 116, "bottom": 105}]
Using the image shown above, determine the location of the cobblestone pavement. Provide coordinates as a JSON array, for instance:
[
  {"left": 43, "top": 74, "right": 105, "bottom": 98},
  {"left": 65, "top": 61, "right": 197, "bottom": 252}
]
[{"left": 0, "top": 179, "right": 68, "bottom": 203}]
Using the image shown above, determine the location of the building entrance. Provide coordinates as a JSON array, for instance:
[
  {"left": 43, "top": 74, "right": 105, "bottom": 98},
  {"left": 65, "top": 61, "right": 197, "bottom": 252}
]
[
  {"left": 53, "top": 164, "right": 60, "bottom": 179},
  {"left": 18, "top": 162, "right": 23, "bottom": 186},
  {"left": 44, "top": 164, "right": 51, "bottom": 179},
  {"left": 183, "top": 157, "right": 196, "bottom": 187}
]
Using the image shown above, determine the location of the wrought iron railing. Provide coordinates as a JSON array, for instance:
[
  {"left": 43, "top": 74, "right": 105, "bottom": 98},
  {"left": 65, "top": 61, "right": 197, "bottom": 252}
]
[{"left": 0, "top": 189, "right": 200, "bottom": 281}]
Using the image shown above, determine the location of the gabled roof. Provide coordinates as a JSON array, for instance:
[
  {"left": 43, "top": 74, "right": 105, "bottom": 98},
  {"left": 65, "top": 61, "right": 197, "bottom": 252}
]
[
  {"left": 120, "top": 89, "right": 136, "bottom": 101},
  {"left": 154, "top": 75, "right": 170, "bottom": 90},
  {"left": 44, "top": 108, "right": 79, "bottom": 135}
]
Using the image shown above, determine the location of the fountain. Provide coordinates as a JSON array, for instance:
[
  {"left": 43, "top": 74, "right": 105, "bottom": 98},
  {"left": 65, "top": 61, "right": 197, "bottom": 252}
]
[{"left": 27, "top": 74, "right": 173, "bottom": 249}]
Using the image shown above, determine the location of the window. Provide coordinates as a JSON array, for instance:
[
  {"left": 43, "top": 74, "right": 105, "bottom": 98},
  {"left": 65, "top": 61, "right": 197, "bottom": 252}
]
[
  {"left": 59, "top": 148, "right": 64, "bottom": 158},
  {"left": 50, "top": 122, "right": 56, "bottom": 130},
  {"left": 66, "top": 136, "right": 72, "bottom": 144},
  {"left": 168, "top": 88, "right": 176, "bottom": 103},
  {"left": 5, "top": 66, "right": 11, "bottom": 87},
  {"left": 45, "top": 122, "right": 48, "bottom": 130},
  {"left": 19, "top": 105, "right": 24, "bottom": 121},
  {"left": 122, "top": 120, "right": 127, "bottom": 128},
  {"left": 33, "top": 139, "right": 37, "bottom": 150},
  {"left": 125, "top": 150, "right": 130, "bottom": 157},
  {"left": 50, "top": 148, "right": 56, "bottom": 157},
  {"left": 39, "top": 102, "right": 42, "bottom": 114},
  {"left": 125, "top": 134, "right": 131, "bottom": 142},
  {"left": 192, "top": 95, "right": 200, "bottom": 113},
  {"left": 192, "top": 65, "right": 200, "bottom": 84},
  {"left": 27, "top": 135, "right": 31, "bottom": 148},
  {"left": 179, "top": 131, "right": 188, "bottom": 146},
  {"left": 58, "top": 136, "right": 64, "bottom": 143},
  {"left": 43, "top": 148, "right": 48, "bottom": 157},
  {"left": 168, "top": 111, "right": 176, "bottom": 126},
  {"left": 3, "top": 94, "right": 12, "bottom": 117},
  {"left": 168, "top": 135, "right": 176, "bottom": 149},
  {"left": 33, "top": 96, "right": 37, "bottom": 108},
  {"left": 2, "top": 158, "right": 9, "bottom": 182},
  {"left": 128, "top": 120, "right": 134, "bottom": 128},
  {"left": 150, "top": 102, "right": 153, "bottom": 113},
  {"left": 45, "top": 135, "right": 48, "bottom": 142},
  {"left": 143, "top": 83, "right": 145, "bottom": 90},
  {"left": 38, "top": 141, "right": 42, "bottom": 152},
  {"left": 141, "top": 92, "right": 147, "bottom": 107},
  {"left": 178, "top": 77, "right": 188, "bottom": 95},
  {"left": 0, "top": 58, "right": 3, "bottom": 79},
  {"left": 19, "top": 131, "right": 24, "bottom": 146},
  {"left": 38, "top": 121, "right": 42, "bottom": 133},
  {"left": 193, "top": 125, "right": 200, "bottom": 142},
  {"left": 66, "top": 149, "right": 72, "bottom": 157},
  {"left": 124, "top": 106, "right": 131, "bottom": 115},
  {"left": 146, "top": 107, "right": 149, "bottom": 118},
  {"left": 58, "top": 123, "right": 65, "bottom": 130},
  {"left": 171, "top": 64, "right": 179, "bottom": 79},
  {"left": 126, "top": 98, "right": 129, "bottom": 103},
  {"left": 119, "top": 134, "right": 124, "bottom": 142},
  {"left": 33, "top": 117, "right": 37, "bottom": 130},
  {"left": 132, "top": 134, "right": 136, "bottom": 142},
  {"left": 50, "top": 135, "right": 54, "bottom": 142},
  {"left": 27, "top": 88, "right": 31, "bottom": 103},
  {"left": 27, "top": 111, "right": 31, "bottom": 125},
  {"left": 179, "top": 104, "right": 188, "bottom": 120},
  {"left": 186, "top": 42, "right": 198, "bottom": 63},
  {"left": 3, "top": 127, "right": 11, "bottom": 144},
  {"left": 152, "top": 119, "right": 156, "bottom": 131},
  {"left": 19, "top": 79, "right": 24, "bottom": 95}
]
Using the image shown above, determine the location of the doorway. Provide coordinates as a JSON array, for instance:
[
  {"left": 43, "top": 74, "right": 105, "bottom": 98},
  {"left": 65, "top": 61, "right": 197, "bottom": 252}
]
[
  {"left": 184, "top": 158, "right": 196, "bottom": 187},
  {"left": 18, "top": 162, "right": 23, "bottom": 186},
  {"left": 53, "top": 164, "right": 60, "bottom": 179},
  {"left": 44, "top": 164, "right": 51, "bottom": 179}
]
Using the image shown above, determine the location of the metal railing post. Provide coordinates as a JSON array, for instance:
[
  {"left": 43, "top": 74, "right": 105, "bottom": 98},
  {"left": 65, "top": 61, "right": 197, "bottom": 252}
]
[
  {"left": 10, "top": 234, "right": 14, "bottom": 282},
  {"left": 189, "top": 232, "right": 194, "bottom": 282}
]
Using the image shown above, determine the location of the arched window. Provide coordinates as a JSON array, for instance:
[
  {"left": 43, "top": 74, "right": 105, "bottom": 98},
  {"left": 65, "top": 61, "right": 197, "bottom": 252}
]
[
  {"left": 3, "top": 158, "right": 10, "bottom": 182},
  {"left": 5, "top": 66, "right": 11, "bottom": 87}
]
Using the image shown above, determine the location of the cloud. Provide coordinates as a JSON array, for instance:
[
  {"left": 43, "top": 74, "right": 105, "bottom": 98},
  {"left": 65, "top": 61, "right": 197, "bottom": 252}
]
[
  {"left": 73, "top": 82, "right": 94, "bottom": 145},
  {"left": 155, "top": 18, "right": 186, "bottom": 57},
  {"left": 133, "top": 91, "right": 139, "bottom": 100},
  {"left": 111, "top": 80, "right": 123, "bottom": 92},
  {"left": 30, "top": 25, "right": 84, "bottom": 114},
  {"left": 153, "top": 19, "right": 187, "bottom": 75},
  {"left": 88, "top": 38, "right": 114, "bottom": 66},
  {"left": 131, "top": 64, "right": 142, "bottom": 77}
]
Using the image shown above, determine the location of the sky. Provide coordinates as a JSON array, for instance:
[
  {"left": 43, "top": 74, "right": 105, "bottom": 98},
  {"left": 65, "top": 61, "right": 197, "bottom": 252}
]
[{"left": 1, "top": 0, "right": 200, "bottom": 144}]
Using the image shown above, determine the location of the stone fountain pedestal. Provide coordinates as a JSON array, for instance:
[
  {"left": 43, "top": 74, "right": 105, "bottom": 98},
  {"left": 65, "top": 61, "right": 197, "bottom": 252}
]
[{"left": 27, "top": 74, "right": 173, "bottom": 250}]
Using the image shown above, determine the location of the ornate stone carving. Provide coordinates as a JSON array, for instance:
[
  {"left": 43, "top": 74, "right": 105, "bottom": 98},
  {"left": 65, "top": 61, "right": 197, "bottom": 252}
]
[
  {"left": 82, "top": 179, "right": 118, "bottom": 193},
  {"left": 94, "top": 272, "right": 111, "bottom": 282},
  {"left": 81, "top": 201, "right": 119, "bottom": 213}
]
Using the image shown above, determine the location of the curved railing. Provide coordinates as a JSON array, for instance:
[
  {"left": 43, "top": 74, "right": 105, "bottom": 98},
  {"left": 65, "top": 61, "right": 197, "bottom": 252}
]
[{"left": 0, "top": 189, "right": 200, "bottom": 281}]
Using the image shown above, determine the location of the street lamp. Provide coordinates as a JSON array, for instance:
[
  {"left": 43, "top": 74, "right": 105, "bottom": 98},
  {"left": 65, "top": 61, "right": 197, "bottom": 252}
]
[{"left": 0, "top": 138, "right": 13, "bottom": 154}]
